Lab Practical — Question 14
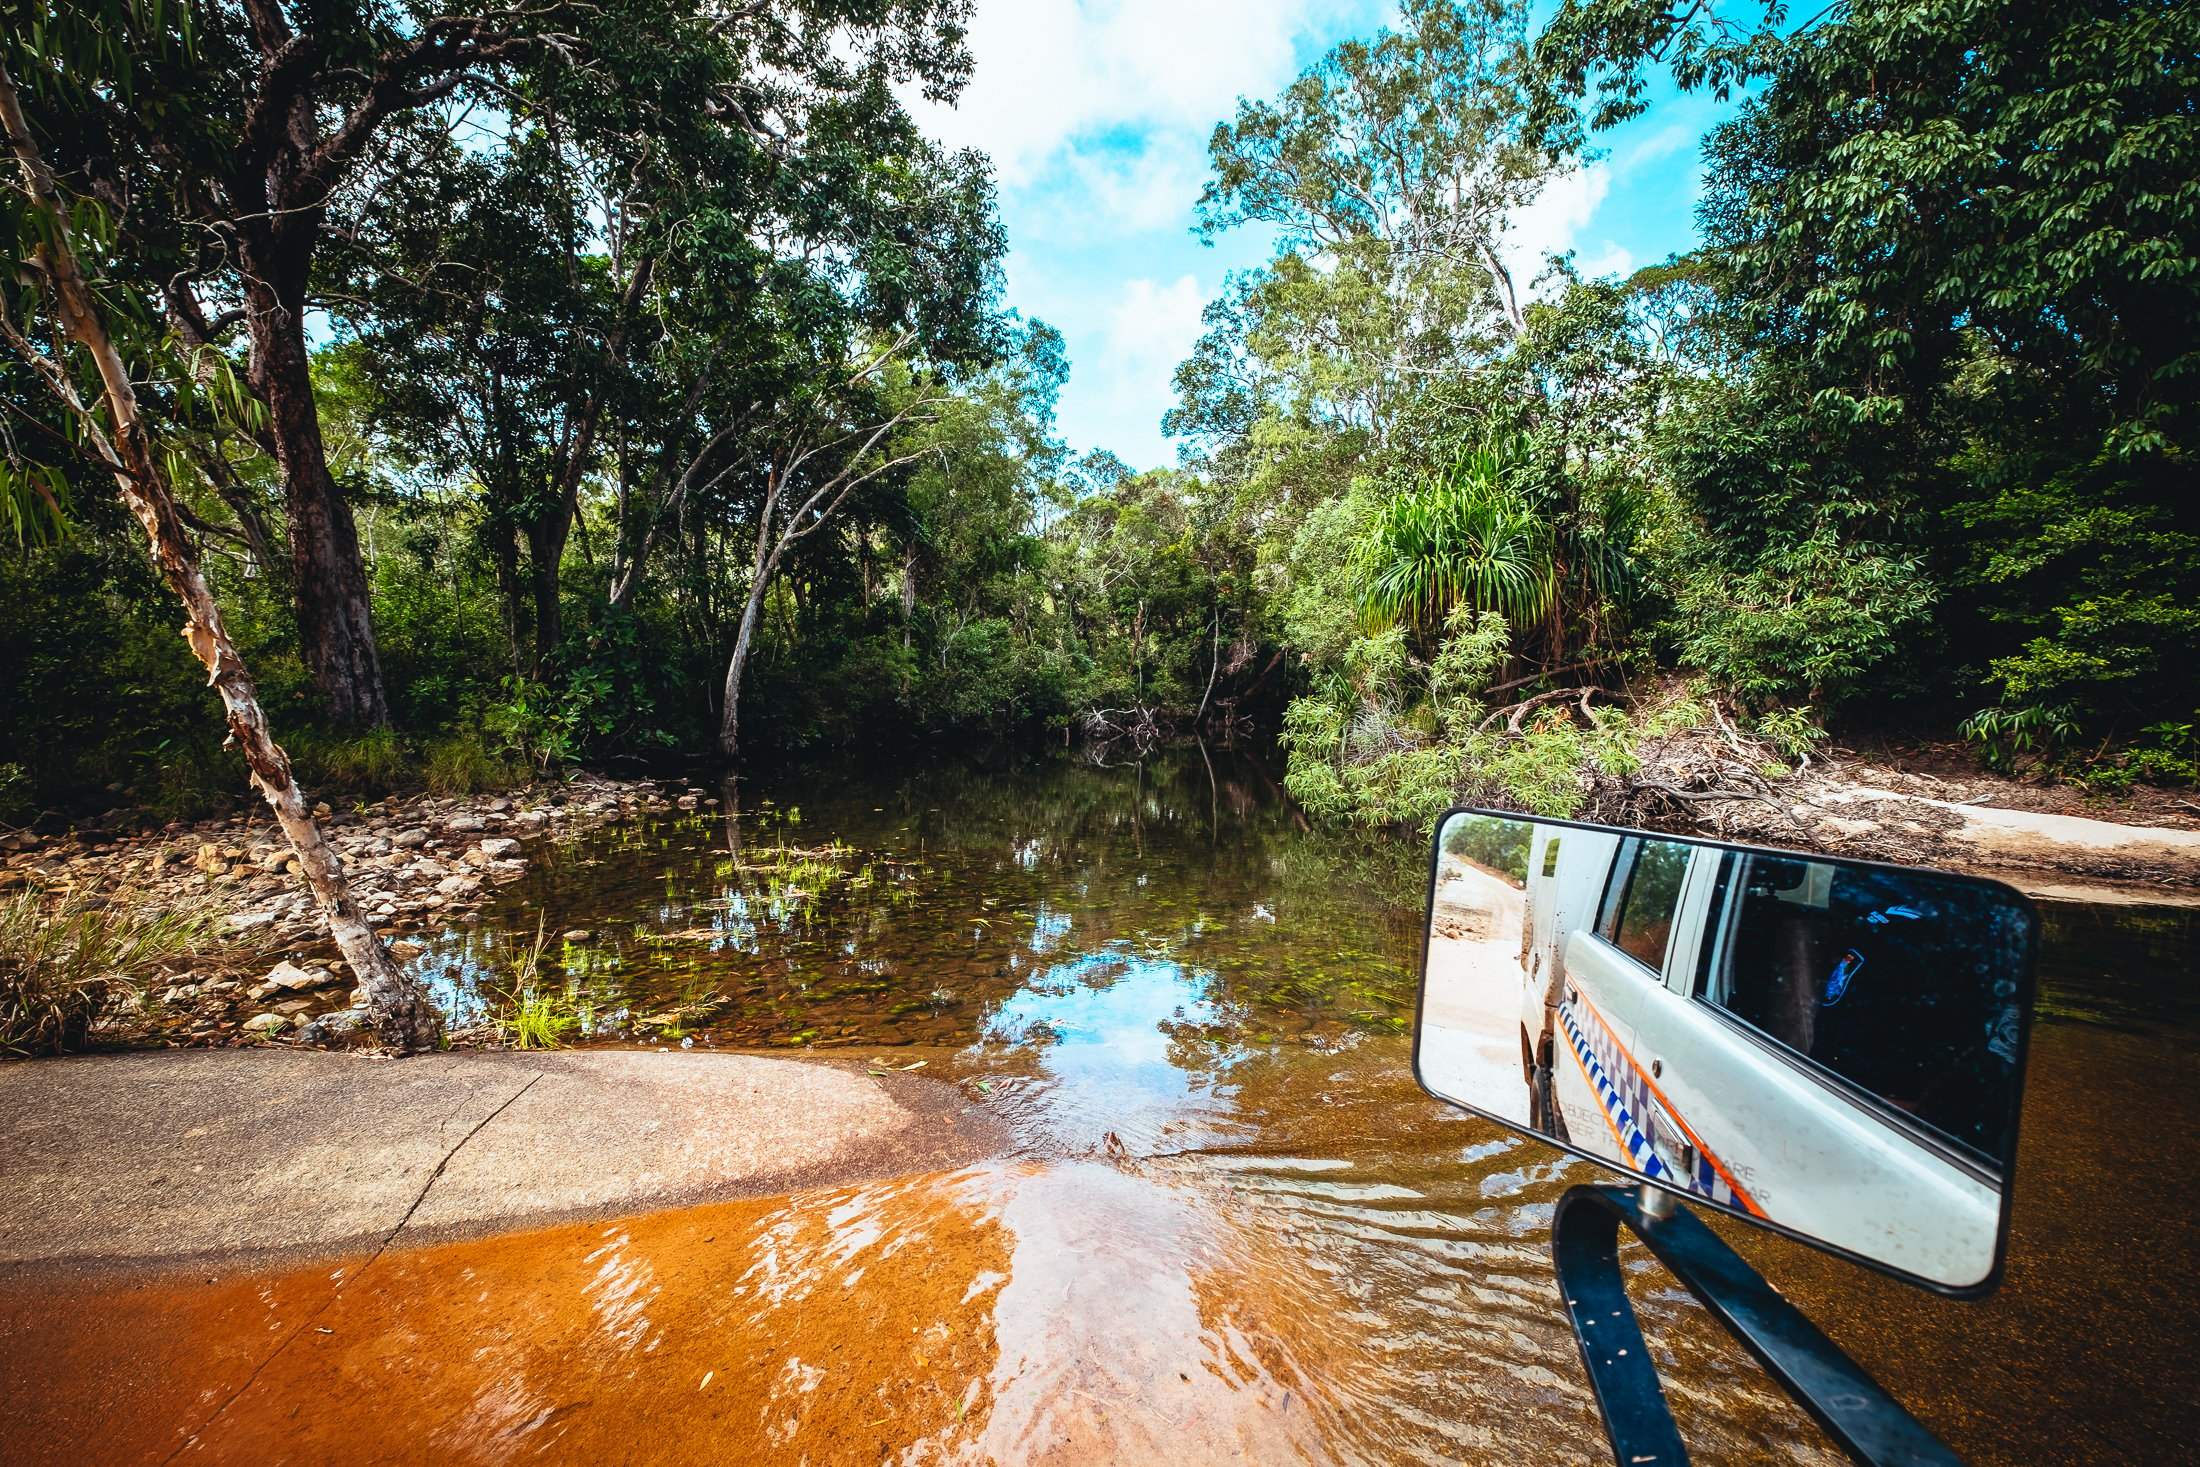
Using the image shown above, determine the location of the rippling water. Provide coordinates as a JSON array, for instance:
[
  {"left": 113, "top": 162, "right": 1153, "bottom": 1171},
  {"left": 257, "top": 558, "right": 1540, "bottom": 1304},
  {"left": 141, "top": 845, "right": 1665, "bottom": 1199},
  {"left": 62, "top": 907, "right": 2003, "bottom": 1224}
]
[{"left": 1, "top": 749, "right": 2192, "bottom": 1465}]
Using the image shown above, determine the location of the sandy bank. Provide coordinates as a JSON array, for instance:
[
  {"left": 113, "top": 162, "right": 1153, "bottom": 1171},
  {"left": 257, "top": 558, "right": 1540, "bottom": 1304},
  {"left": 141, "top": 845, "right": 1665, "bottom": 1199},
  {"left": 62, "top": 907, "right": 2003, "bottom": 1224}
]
[
  {"left": 1646, "top": 765, "right": 2200, "bottom": 890},
  {"left": 0, "top": 1047, "right": 1000, "bottom": 1275}
]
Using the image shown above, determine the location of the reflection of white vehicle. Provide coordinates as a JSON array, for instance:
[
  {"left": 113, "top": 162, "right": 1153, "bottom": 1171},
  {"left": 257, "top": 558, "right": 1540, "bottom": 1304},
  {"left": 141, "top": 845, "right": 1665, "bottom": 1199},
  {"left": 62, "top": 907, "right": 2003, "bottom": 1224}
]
[{"left": 1516, "top": 826, "right": 2003, "bottom": 1287}]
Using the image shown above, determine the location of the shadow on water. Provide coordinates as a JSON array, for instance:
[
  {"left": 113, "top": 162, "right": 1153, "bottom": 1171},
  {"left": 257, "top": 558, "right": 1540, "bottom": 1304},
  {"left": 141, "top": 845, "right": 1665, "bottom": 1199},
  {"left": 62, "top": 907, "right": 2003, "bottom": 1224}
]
[{"left": 0, "top": 749, "right": 2193, "bottom": 1465}]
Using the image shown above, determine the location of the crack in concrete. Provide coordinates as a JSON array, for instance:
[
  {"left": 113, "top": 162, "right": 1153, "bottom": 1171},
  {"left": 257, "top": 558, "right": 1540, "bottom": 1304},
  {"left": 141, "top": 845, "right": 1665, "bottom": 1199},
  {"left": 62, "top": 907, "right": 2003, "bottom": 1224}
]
[{"left": 160, "top": 1070, "right": 545, "bottom": 1463}]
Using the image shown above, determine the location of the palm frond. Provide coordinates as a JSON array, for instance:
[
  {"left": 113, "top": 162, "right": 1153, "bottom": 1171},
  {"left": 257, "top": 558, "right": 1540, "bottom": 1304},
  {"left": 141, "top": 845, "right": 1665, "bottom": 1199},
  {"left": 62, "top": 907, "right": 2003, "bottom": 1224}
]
[{"left": 1350, "top": 443, "right": 1554, "bottom": 635}]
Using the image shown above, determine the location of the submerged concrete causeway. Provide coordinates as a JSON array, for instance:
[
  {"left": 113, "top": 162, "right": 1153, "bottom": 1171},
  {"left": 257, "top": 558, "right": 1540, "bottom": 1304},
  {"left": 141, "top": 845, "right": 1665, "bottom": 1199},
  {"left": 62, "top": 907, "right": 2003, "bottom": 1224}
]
[{"left": 0, "top": 1047, "right": 994, "bottom": 1270}]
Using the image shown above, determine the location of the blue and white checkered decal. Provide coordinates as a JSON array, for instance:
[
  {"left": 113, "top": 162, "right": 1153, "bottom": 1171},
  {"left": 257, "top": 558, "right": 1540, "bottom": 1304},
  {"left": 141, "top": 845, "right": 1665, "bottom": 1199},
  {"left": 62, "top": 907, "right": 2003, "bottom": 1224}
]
[{"left": 1559, "top": 998, "right": 1750, "bottom": 1212}]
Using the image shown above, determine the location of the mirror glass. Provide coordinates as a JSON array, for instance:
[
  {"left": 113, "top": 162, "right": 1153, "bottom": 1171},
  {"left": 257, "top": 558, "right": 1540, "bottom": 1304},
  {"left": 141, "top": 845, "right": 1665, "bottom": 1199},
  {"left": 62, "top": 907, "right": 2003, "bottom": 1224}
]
[{"left": 1415, "top": 810, "right": 2037, "bottom": 1291}]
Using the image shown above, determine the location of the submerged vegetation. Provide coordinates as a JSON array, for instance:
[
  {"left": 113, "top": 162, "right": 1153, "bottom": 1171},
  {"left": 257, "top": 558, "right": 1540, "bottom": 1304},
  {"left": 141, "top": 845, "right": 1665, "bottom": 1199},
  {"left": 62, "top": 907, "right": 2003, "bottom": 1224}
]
[{"left": 0, "top": 0, "right": 2191, "bottom": 842}]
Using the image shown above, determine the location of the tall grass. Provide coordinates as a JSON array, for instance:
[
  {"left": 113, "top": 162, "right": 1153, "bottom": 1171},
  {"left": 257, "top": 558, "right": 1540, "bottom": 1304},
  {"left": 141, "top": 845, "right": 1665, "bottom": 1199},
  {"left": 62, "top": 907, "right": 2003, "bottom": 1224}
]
[{"left": 0, "top": 890, "right": 205, "bottom": 1055}]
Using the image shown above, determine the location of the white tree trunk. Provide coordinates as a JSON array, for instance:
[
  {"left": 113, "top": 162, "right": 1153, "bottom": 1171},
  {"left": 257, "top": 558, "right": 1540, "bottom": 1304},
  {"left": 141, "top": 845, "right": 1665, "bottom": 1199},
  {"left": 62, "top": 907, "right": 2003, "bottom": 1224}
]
[{"left": 2, "top": 63, "right": 439, "bottom": 1051}]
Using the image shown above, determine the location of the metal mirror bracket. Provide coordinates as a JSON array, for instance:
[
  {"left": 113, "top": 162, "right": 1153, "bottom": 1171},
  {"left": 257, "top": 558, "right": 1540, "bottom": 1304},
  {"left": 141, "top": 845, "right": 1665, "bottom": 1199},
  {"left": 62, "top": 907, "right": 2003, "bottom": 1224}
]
[{"left": 1552, "top": 1184, "right": 1964, "bottom": 1467}]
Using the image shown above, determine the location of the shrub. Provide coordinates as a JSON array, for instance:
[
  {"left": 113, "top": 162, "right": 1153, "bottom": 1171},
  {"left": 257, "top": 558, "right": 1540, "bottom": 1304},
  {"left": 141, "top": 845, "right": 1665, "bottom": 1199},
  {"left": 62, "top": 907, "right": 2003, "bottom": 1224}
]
[{"left": 424, "top": 732, "right": 524, "bottom": 794}]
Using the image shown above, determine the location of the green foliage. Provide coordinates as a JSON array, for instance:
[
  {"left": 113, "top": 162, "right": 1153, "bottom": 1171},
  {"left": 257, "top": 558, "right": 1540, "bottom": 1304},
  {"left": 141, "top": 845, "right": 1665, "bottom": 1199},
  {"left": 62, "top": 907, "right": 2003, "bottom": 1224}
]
[
  {"left": 1749, "top": 705, "right": 1825, "bottom": 765},
  {"left": 1560, "top": 0, "right": 2199, "bottom": 756},
  {"left": 1350, "top": 443, "right": 1553, "bottom": 638},
  {"left": 1959, "top": 702, "right": 2083, "bottom": 776},
  {"left": 492, "top": 922, "right": 578, "bottom": 1049},
  {"left": 4, "top": 0, "right": 2193, "bottom": 830}
]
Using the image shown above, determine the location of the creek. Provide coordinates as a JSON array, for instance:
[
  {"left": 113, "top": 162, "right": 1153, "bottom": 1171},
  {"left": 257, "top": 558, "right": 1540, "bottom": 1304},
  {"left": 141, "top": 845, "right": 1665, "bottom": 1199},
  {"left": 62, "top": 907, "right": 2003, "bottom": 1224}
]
[{"left": 4, "top": 749, "right": 2194, "bottom": 1465}]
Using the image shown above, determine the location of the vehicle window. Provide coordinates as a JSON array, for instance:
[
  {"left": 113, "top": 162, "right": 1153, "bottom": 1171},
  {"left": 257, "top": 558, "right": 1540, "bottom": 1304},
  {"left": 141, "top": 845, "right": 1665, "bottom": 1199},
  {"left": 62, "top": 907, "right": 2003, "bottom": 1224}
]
[
  {"left": 1699, "top": 854, "right": 2028, "bottom": 1165},
  {"left": 1609, "top": 838, "right": 1691, "bottom": 972}
]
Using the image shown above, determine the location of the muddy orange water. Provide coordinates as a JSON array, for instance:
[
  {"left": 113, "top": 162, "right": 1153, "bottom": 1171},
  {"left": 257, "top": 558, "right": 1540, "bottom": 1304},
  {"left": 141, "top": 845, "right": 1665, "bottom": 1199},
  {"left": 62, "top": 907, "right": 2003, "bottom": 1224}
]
[{"left": 2, "top": 752, "right": 2194, "bottom": 1464}]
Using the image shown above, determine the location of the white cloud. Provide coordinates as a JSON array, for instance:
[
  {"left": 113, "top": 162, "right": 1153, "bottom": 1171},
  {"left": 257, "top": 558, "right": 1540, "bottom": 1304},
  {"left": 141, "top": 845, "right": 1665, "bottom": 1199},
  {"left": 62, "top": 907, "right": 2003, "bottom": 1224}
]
[
  {"left": 1621, "top": 121, "right": 1698, "bottom": 170},
  {"left": 1040, "top": 273, "right": 1212, "bottom": 463},
  {"left": 1101, "top": 274, "right": 1209, "bottom": 385},
  {"left": 911, "top": 1, "right": 1378, "bottom": 186},
  {"left": 1500, "top": 163, "right": 1633, "bottom": 290}
]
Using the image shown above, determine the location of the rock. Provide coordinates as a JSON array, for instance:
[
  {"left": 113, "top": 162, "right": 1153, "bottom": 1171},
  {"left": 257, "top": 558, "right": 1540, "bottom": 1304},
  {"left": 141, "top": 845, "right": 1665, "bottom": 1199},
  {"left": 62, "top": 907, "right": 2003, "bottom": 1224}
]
[
  {"left": 478, "top": 837, "right": 522, "bottom": 859},
  {"left": 242, "top": 1012, "right": 290, "bottom": 1034},
  {"left": 488, "top": 799, "right": 512, "bottom": 813},
  {"left": 295, "top": 1008, "right": 366, "bottom": 1044},
  {"left": 389, "top": 939, "right": 426, "bottom": 958},
  {"left": 511, "top": 811, "right": 547, "bottom": 831},
  {"left": 676, "top": 794, "right": 700, "bottom": 810},
  {"left": 563, "top": 929, "right": 594, "bottom": 943},
  {"left": 447, "top": 813, "right": 487, "bottom": 833},
  {"left": 263, "top": 960, "right": 341, "bottom": 993},
  {"left": 224, "top": 911, "right": 280, "bottom": 934},
  {"left": 487, "top": 859, "right": 528, "bottom": 881},
  {"left": 392, "top": 827, "right": 429, "bottom": 849},
  {"left": 161, "top": 983, "right": 199, "bottom": 1004},
  {"left": 461, "top": 848, "right": 492, "bottom": 869},
  {"left": 436, "top": 873, "right": 480, "bottom": 896}
]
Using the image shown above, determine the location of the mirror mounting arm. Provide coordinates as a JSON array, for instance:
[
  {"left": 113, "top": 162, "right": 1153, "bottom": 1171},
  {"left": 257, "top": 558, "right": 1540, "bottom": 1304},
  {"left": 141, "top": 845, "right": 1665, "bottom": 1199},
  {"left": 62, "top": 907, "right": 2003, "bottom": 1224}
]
[{"left": 1552, "top": 1184, "right": 1964, "bottom": 1467}]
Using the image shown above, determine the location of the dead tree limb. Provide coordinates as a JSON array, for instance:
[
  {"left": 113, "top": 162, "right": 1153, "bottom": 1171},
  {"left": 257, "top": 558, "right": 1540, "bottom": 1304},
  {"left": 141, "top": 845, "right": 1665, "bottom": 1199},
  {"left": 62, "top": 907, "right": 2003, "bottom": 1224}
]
[{"left": 0, "top": 60, "right": 439, "bottom": 1051}]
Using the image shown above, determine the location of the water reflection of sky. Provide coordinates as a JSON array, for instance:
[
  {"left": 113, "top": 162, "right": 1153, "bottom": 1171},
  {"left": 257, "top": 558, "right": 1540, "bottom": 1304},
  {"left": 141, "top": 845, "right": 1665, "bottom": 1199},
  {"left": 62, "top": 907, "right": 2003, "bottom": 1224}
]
[{"left": 980, "top": 948, "right": 1230, "bottom": 1158}]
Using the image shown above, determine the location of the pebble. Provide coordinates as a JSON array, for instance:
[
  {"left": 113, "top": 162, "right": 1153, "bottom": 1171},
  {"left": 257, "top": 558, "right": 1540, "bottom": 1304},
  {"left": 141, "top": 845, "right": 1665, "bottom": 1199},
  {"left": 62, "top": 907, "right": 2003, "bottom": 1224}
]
[
  {"left": 3, "top": 774, "right": 651, "bottom": 1051},
  {"left": 263, "top": 960, "right": 336, "bottom": 993}
]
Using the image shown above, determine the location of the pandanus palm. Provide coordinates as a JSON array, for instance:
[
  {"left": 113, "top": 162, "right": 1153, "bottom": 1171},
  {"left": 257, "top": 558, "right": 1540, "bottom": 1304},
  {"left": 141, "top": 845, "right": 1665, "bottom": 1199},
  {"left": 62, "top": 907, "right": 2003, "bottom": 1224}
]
[{"left": 1350, "top": 443, "right": 1554, "bottom": 639}]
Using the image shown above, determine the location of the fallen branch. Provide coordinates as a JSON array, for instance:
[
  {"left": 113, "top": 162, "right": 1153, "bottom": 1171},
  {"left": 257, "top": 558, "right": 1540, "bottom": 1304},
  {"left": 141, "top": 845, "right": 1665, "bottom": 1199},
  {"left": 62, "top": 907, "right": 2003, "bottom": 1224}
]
[{"left": 1476, "top": 687, "right": 1600, "bottom": 736}]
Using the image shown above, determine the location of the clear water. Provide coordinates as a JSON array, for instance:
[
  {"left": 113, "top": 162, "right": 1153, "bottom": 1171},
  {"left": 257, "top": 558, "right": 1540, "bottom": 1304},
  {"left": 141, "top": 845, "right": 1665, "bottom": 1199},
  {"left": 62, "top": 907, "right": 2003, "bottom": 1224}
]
[{"left": 3, "top": 749, "right": 2192, "bottom": 1465}]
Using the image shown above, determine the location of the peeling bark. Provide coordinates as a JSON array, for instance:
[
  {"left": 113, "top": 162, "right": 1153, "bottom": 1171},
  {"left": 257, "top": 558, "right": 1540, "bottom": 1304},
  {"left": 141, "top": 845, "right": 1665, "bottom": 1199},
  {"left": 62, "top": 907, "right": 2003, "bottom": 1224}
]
[{"left": 2, "top": 62, "right": 440, "bottom": 1052}]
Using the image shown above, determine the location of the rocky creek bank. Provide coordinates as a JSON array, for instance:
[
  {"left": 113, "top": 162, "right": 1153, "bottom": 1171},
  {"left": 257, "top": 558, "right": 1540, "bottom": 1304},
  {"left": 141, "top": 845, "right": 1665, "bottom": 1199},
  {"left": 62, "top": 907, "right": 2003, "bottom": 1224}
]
[{"left": 0, "top": 773, "right": 728, "bottom": 1051}]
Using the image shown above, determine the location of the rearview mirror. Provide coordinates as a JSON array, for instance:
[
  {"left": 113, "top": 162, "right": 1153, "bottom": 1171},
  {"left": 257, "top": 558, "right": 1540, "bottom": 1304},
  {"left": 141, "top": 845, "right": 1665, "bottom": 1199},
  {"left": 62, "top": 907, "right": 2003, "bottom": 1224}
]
[{"left": 1414, "top": 809, "right": 2038, "bottom": 1294}]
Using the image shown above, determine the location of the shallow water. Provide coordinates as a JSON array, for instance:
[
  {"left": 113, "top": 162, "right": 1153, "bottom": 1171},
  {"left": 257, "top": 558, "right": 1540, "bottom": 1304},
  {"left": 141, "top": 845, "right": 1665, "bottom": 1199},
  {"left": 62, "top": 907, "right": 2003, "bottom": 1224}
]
[{"left": 2, "top": 750, "right": 2194, "bottom": 1464}]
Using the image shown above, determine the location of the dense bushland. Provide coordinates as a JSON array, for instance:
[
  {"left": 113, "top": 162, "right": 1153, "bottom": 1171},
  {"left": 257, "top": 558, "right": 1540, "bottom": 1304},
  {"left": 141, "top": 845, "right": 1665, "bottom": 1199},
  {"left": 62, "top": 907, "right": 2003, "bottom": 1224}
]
[{"left": 3, "top": 0, "right": 2192, "bottom": 836}]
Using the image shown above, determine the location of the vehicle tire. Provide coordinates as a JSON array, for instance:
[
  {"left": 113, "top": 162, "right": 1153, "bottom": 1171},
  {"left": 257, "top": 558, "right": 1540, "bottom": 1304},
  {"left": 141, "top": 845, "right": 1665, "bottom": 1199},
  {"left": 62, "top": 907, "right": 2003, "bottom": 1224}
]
[{"left": 1534, "top": 1049, "right": 1569, "bottom": 1145}]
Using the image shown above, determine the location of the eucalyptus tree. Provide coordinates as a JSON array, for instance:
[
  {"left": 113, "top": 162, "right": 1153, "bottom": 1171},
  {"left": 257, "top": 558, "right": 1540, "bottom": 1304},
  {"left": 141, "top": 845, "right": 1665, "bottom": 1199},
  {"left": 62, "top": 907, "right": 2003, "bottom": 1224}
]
[
  {"left": 1171, "top": 0, "right": 1564, "bottom": 462},
  {"left": 9, "top": 0, "right": 983, "bottom": 727},
  {"left": 335, "top": 123, "right": 626, "bottom": 677},
  {"left": 6, "top": 0, "right": 575, "bottom": 725}
]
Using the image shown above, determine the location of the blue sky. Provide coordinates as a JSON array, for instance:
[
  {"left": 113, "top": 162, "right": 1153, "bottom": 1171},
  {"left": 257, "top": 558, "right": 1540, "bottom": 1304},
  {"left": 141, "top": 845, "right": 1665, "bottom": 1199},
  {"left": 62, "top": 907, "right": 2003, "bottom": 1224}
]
[{"left": 908, "top": 1, "right": 1740, "bottom": 470}]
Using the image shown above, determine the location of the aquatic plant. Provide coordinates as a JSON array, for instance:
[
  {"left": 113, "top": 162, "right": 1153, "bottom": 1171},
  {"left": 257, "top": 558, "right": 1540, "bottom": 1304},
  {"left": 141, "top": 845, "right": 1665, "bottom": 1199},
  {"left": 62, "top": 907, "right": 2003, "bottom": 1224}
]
[
  {"left": 499, "top": 987, "right": 580, "bottom": 1049},
  {"left": 490, "top": 918, "right": 578, "bottom": 1049},
  {"left": 0, "top": 888, "right": 205, "bottom": 1055}
]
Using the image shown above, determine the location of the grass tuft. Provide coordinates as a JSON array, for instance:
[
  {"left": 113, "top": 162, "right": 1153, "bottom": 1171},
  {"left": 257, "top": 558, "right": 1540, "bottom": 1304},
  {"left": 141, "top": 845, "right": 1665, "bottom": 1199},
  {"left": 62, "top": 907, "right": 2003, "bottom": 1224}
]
[{"left": 0, "top": 888, "right": 205, "bottom": 1055}]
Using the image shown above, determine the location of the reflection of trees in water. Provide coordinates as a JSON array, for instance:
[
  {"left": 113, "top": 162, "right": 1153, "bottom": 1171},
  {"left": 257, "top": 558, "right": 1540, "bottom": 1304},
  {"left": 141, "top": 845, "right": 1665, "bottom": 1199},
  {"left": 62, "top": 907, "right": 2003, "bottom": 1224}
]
[
  {"left": 516, "top": 750, "right": 1429, "bottom": 1049},
  {"left": 2034, "top": 903, "right": 2200, "bottom": 1035}
]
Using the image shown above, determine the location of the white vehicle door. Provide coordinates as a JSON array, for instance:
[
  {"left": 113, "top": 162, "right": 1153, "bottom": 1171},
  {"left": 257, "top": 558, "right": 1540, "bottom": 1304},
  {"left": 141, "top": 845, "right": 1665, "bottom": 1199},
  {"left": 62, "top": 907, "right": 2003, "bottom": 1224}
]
[
  {"left": 1626, "top": 851, "right": 2003, "bottom": 1283},
  {"left": 1550, "top": 835, "right": 1696, "bottom": 1174}
]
